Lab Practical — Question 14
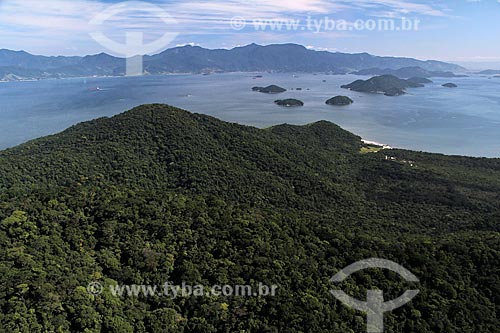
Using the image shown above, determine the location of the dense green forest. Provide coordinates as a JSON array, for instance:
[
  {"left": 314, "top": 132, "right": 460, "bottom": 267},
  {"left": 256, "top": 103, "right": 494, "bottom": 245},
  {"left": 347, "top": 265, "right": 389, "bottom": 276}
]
[{"left": 0, "top": 104, "right": 498, "bottom": 332}]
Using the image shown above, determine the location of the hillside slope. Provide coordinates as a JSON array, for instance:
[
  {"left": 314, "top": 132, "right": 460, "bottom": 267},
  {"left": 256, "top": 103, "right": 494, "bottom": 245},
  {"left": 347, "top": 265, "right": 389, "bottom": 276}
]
[{"left": 0, "top": 104, "right": 498, "bottom": 332}]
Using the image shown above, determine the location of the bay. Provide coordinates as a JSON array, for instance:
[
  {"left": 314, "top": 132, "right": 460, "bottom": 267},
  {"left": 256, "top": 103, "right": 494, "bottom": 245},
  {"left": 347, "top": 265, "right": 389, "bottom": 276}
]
[{"left": 1, "top": 73, "right": 499, "bottom": 157}]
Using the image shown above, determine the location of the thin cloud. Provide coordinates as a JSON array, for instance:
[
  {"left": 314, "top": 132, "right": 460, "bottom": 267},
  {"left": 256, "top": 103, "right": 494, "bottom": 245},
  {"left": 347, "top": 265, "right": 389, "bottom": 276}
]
[{"left": 0, "top": 0, "right": 451, "bottom": 55}]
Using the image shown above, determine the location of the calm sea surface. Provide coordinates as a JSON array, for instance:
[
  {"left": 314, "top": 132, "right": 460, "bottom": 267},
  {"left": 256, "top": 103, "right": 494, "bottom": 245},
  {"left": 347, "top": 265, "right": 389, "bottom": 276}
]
[{"left": 1, "top": 73, "right": 500, "bottom": 157}]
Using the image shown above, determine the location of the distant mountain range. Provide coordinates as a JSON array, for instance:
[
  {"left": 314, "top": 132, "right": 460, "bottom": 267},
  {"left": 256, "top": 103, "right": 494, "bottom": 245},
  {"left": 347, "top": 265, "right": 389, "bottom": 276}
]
[
  {"left": 0, "top": 50, "right": 124, "bottom": 81},
  {"left": 0, "top": 43, "right": 466, "bottom": 81}
]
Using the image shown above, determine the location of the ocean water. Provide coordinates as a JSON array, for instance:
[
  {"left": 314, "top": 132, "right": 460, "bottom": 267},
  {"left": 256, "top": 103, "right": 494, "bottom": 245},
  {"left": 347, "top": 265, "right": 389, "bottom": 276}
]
[{"left": 1, "top": 73, "right": 500, "bottom": 157}]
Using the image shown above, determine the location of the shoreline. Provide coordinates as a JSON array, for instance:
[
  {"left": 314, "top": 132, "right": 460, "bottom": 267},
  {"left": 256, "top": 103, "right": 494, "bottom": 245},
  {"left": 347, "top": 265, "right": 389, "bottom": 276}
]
[{"left": 362, "top": 139, "right": 393, "bottom": 150}]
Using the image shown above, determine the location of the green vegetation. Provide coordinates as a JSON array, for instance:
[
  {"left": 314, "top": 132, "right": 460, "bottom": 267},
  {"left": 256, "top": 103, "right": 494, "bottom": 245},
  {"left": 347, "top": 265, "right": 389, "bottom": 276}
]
[
  {"left": 407, "top": 77, "right": 433, "bottom": 85},
  {"left": 326, "top": 96, "right": 354, "bottom": 106},
  {"left": 274, "top": 99, "right": 304, "bottom": 107},
  {"left": 0, "top": 104, "right": 498, "bottom": 332},
  {"left": 360, "top": 145, "right": 383, "bottom": 154},
  {"left": 252, "top": 85, "right": 287, "bottom": 93},
  {"left": 341, "top": 75, "right": 425, "bottom": 96}
]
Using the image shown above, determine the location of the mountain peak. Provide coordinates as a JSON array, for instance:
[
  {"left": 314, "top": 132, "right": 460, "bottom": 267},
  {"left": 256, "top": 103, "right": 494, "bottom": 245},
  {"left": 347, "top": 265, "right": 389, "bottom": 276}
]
[
  {"left": 233, "top": 43, "right": 261, "bottom": 50},
  {"left": 84, "top": 52, "right": 113, "bottom": 59},
  {"left": 264, "top": 43, "right": 307, "bottom": 50},
  {"left": 0, "top": 49, "right": 31, "bottom": 55}
]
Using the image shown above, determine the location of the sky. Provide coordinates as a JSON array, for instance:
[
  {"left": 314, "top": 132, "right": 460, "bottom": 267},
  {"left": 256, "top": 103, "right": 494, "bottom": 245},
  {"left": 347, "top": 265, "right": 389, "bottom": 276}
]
[{"left": 0, "top": 0, "right": 500, "bottom": 64}]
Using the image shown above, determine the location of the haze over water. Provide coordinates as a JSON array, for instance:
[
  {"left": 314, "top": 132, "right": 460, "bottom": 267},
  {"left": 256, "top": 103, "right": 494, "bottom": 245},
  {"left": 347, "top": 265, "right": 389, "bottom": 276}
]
[{"left": 1, "top": 73, "right": 500, "bottom": 157}]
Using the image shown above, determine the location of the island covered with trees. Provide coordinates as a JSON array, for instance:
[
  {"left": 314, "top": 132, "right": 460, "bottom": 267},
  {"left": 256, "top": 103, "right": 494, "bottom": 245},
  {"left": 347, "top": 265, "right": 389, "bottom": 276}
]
[
  {"left": 274, "top": 99, "right": 304, "bottom": 107},
  {"left": 252, "top": 85, "right": 287, "bottom": 93},
  {"left": 326, "top": 96, "right": 354, "bottom": 106},
  {"left": 341, "top": 75, "right": 425, "bottom": 96}
]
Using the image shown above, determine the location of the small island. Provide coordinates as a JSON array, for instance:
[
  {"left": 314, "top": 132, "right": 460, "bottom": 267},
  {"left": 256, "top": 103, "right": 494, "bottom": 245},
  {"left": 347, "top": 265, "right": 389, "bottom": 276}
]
[
  {"left": 326, "top": 96, "right": 354, "bottom": 106},
  {"left": 252, "top": 85, "right": 287, "bottom": 94},
  {"left": 274, "top": 99, "right": 304, "bottom": 107},
  {"left": 341, "top": 75, "right": 423, "bottom": 97},
  {"left": 442, "top": 83, "right": 458, "bottom": 88},
  {"left": 384, "top": 87, "right": 407, "bottom": 96}
]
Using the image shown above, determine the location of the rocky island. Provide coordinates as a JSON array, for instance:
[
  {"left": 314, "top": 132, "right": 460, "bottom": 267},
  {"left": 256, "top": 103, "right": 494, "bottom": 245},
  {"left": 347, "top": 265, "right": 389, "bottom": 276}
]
[
  {"left": 252, "top": 85, "right": 287, "bottom": 93},
  {"left": 442, "top": 83, "right": 458, "bottom": 88},
  {"left": 326, "top": 96, "right": 354, "bottom": 106},
  {"left": 274, "top": 99, "right": 304, "bottom": 107},
  {"left": 341, "top": 75, "right": 424, "bottom": 96}
]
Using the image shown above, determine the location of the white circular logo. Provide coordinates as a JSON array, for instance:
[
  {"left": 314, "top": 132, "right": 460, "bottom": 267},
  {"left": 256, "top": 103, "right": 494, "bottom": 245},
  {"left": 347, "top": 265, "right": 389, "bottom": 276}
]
[
  {"left": 331, "top": 258, "right": 419, "bottom": 333},
  {"left": 87, "top": 281, "right": 104, "bottom": 296},
  {"left": 230, "top": 16, "right": 247, "bottom": 31}
]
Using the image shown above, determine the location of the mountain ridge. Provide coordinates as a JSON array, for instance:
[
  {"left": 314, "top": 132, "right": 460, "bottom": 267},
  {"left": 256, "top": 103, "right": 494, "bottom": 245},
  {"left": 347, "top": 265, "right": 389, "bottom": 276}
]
[
  {"left": 0, "top": 104, "right": 498, "bottom": 332},
  {"left": 0, "top": 43, "right": 465, "bottom": 81}
]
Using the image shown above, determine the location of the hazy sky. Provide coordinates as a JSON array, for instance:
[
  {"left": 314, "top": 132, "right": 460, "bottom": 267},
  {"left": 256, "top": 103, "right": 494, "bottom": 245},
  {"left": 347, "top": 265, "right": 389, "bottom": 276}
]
[{"left": 1, "top": 0, "right": 499, "bottom": 63}]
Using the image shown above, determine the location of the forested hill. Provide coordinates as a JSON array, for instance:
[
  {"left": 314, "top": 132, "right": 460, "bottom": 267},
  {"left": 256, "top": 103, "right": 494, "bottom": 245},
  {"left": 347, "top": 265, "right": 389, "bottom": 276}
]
[{"left": 0, "top": 104, "right": 498, "bottom": 332}]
